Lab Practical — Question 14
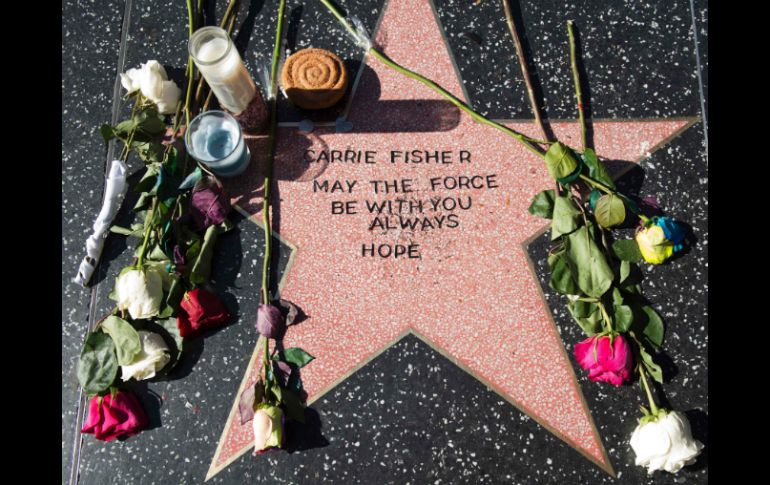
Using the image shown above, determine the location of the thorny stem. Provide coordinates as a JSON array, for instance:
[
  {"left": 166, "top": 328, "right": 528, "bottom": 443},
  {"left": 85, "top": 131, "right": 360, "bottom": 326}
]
[
  {"left": 501, "top": 0, "right": 551, "bottom": 142},
  {"left": 261, "top": 0, "right": 285, "bottom": 306},
  {"left": 318, "top": 0, "right": 549, "bottom": 157},
  {"left": 567, "top": 21, "right": 587, "bottom": 150}
]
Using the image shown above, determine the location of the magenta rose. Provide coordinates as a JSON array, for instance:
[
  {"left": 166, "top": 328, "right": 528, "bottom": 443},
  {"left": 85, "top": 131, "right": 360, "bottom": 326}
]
[
  {"left": 573, "top": 334, "right": 633, "bottom": 386},
  {"left": 81, "top": 390, "right": 148, "bottom": 441}
]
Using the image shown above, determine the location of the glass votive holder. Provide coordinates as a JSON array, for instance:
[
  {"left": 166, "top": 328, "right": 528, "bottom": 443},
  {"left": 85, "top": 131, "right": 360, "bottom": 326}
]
[
  {"left": 189, "top": 26, "right": 256, "bottom": 115},
  {"left": 185, "top": 110, "right": 251, "bottom": 178}
]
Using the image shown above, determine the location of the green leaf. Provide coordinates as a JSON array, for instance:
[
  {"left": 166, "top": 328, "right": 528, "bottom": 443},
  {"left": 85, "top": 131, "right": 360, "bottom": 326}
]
[
  {"left": 77, "top": 332, "right": 119, "bottom": 395},
  {"left": 528, "top": 190, "right": 556, "bottom": 219},
  {"left": 109, "top": 225, "right": 143, "bottom": 237},
  {"left": 134, "top": 164, "right": 160, "bottom": 193},
  {"left": 282, "top": 348, "right": 315, "bottom": 368},
  {"left": 612, "top": 239, "right": 643, "bottom": 263},
  {"left": 614, "top": 305, "right": 634, "bottom": 333},
  {"left": 565, "top": 226, "right": 614, "bottom": 298},
  {"left": 595, "top": 194, "right": 626, "bottom": 228},
  {"left": 135, "top": 142, "right": 165, "bottom": 163},
  {"left": 100, "top": 316, "right": 142, "bottom": 366},
  {"left": 156, "top": 316, "right": 184, "bottom": 370},
  {"left": 582, "top": 148, "right": 615, "bottom": 189},
  {"left": 567, "top": 300, "right": 602, "bottom": 336},
  {"left": 190, "top": 224, "right": 220, "bottom": 285},
  {"left": 281, "top": 388, "right": 306, "bottom": 423},
  {"left": 114, "top": 118, "right": 137, "bottom": 135},
  {"left": 268, "top": 379, "right": 283, "bottom": 404},
  {"left": 544, "top": 142, "right": 580, "bottom": 181},
  {"left": 100, "top": 124, "right": 117, "bottom": 143},
  {"left": 640, "top": 306, "right": 664, "bottom": 348},
  {"left": 638, "top": 344, "right": 663, "bottom": 383},
  {"left": 551, "top": 196, "right": 581, "bottom": 240},
  {"left": 135, "top": 108, "right": 166, "bottom": 135},
  {"left": 548, "top": 253, "right": 580, "bottom": 295},
  {"left": 619, "top": 260, "right": 631, "bottom": 284}
]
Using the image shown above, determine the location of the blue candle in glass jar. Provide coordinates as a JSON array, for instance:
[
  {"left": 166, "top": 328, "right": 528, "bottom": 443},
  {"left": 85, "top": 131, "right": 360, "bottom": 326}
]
[{"left": 185, "top": 110, "right": 251, "bottom": 177}]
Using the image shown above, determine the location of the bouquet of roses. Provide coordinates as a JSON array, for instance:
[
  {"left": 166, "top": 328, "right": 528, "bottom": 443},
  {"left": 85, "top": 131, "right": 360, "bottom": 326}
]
[{"left": 75, "top": 0, "right": 312, "bottom": 452}]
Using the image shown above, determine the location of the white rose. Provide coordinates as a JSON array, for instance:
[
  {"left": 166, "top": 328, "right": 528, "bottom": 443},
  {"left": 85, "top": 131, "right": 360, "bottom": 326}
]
[
  {"left": 137, "top": 60, "right": 168, "bottom": 100},
  {"left": 120, "top": 67, "right": 141, "bottom": 93},
  {"left": 630, "top": 410, "right": 704, "bottom": 474},
  {"left": 120, "top": 60, "right": 181, "bottom": 115},
  {"left": 120, "top": 331, "right": 170, "bottom": 381},
  {"left": 115, "top": 267, "right": 163, "bottom": 320},
  {"left": 252, "top": 406, "right": 283, "bottom": 454},
  {"left": 154, "top": 80, "right": 182, "bottom": 115}
]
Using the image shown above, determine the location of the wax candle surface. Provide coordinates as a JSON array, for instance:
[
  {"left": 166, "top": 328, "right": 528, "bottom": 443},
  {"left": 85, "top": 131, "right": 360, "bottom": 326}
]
[
  {"left": 187, "top": 112, "right": 251, "bottom": 177},
  {"left": 192, "top": 31, "right": 256, "bottom": 114}
]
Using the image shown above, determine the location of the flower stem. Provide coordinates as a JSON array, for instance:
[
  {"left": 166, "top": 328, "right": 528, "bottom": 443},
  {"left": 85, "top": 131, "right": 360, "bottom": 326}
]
[
  {"left": 317, "top": 0, "right": 548, "bottom": 157},
  {"left": 501, "top": 0, "right": 551, "bottom": 142},
  {"left": 136, "top": 197, "right": 158, "bottom": 267},
  {"left": 638, "top": 364, "right": 659, "bottom": 415},
  {"left": 567, "top": 21, "right": 588, "bottom": 150},
  {"left": 597, "top": 301, "right": 614, "bottom": 333},
  {"left": 261, "top": 0, "right": 286, "bottom": 305},
  {"left": 185, "top": 0, "right": 196, "bottom": 126}
]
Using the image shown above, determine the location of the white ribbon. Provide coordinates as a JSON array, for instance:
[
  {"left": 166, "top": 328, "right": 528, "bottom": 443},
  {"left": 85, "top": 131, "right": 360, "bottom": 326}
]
[{"left": 72, "top": 160, "right": 129, "bottom": 287}]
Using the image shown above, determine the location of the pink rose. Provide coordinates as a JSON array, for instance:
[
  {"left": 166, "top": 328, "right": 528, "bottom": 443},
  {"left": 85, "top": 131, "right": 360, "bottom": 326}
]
[
  {"left": 573, "top": 334, "right": 633, "bottom": 386},
  {"left": 81, "top": 391, "right": 148, "bottom": 441}
]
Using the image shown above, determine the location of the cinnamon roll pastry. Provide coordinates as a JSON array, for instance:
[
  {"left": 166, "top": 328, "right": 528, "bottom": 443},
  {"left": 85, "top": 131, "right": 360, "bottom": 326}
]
[{"left": 280, "top": 48, "right": 348, "bottom": 110}]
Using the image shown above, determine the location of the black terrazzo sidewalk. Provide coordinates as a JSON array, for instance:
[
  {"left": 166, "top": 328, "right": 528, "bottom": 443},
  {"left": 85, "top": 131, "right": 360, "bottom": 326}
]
[{"left": 62, "top": 1, "right": 707, "bottom": 483}]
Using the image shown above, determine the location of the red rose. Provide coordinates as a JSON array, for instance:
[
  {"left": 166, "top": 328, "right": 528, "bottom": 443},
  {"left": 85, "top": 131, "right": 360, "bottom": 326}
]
[
  {"left": 176, "top": 288, "right": 231, "bottom": 337},
  {"left": 80, "top": 391, "right": 148, "bottom": 441}
]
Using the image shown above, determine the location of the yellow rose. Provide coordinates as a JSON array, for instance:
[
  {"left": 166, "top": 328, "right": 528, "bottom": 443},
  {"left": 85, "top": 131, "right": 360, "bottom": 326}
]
[{"left": 635, "top": 225, "right": 674, "bottom": 265}]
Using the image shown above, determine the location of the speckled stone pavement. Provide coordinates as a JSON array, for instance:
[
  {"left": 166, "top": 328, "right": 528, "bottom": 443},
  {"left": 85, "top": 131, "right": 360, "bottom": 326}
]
[{"left": 62, "top": 1, "right": 707, "bottom": 484}]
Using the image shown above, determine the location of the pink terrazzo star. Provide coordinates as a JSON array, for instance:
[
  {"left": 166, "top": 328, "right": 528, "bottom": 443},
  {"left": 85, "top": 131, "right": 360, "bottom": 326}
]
[{"left": 206, "top": 0, "right": 694, "bottom": 479}]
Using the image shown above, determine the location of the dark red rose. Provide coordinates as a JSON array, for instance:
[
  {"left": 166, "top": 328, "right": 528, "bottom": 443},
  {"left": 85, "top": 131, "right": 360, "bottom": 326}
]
[
  {"left": 176, "top": 288, "right": 231, "bottom": 337},
  {"left": 190, "top": 175, "right": 231, "bottom": 230}
]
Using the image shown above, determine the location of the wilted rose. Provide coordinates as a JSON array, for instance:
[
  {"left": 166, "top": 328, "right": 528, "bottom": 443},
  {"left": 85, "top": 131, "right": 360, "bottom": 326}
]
[
  {"left": 176, "top": 288, "right": 231, "bottom": 337},
  {"left": 115, "top": 267, "right": 164, "bottom": 320},
  {"left": 190, "top": 176, "right": 231, "bottom": 230},
  {"left": 252, "top": 405, "right": 284, "bottom": 454},
  {"left": 120, "top": 331, "right": 170, "bottom": 381},
  {"left": 256, "top": 304, "right": 284, "bottom": 339}
]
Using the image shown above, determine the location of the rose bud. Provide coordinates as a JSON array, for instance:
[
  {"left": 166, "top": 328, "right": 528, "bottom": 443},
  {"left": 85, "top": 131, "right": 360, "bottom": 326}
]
[
  {"left": 190, "top": 176, "right": 231, "bottom": 231},
  {"left": 120, "top": 331, "right": 171, "bottom": 381},
  {"left": 176, "top": 288, "right": 231, "bottom": 338},
  {"left": 256, "top": 304, "right": 285, "bottom": 339},
  {"left": 573, "top": 334, "right": 633, "bottom": 386},
  {"left": 81, "top": 390, "right": 148, "bottom": 441},
  {"left": 630, "top": 410, "right": 704, "bottom": 474},
  {"left": 252, "top": 405, "right": 284, "bottom": 454},
  {"left": 635, "top": 216, "right": 687, "bottom": 265},
  {"left": 114, "top": 267, "right": 164, "bottom": 320}
]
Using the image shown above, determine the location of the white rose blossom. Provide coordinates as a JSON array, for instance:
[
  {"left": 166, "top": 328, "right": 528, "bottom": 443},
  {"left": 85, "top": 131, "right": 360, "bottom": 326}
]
[
  {"left": 120, "top": 331, "right": 171, "bottom": 381},
  {"left": 119, "top": 60, "right": 181, "bottom": 115},
  {"left": 630, "top": 410, "right": 704, "bottom": 474},
  {"left": 115, "top": 267, "right": 164, "bottom": 320}
]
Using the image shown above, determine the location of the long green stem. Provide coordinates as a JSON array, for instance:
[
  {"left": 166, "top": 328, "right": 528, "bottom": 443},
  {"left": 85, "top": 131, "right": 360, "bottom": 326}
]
[
  {"left": 639, "top": 364, "right": 659, "bottom": 415},
  {"left": 317, "top": 0, "right": 548, "bottom": 157},
  {"left": 261, "top": 0, "right": 285, "bottom": 305},
  {"left": 597, "top": 301, "right": 613, "bottom": 332},
  {"left": 136, "top": 197, "right": 158, "bottom": 267},
  {"left": 501, "top": 0, "right": 550, "bottom": 142},
  {"left": 567, "top": 21, "right": 587, "bottom": 150}
]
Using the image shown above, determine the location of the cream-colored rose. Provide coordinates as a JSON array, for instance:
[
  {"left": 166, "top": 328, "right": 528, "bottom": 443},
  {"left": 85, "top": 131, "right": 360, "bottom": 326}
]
[
  {"left": 155, "top": 80, "right": 182, "bottom": 115},
  {"left": 120, "top": 67, "right": 141, "bottom": 93},
  {"left": 115, "top": 267, "right": 163, "bottom": 320},
  {"left": 630, "top": 410, "right": 704, "bottom": 474},
  {"left": 120, "top": 331, "right": 170, "bottom": 381},
  {"left": 252, "top": 406, "right": 283, "bottom": 454},
  {"left": 119, "top": 60, "right": 181, "bottom": 115}
]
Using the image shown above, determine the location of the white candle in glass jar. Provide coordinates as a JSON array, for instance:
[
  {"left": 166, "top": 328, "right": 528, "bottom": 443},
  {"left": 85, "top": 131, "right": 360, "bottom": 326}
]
[{"left": 189, "top": 26, "right": 256, "bottom": 114}]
